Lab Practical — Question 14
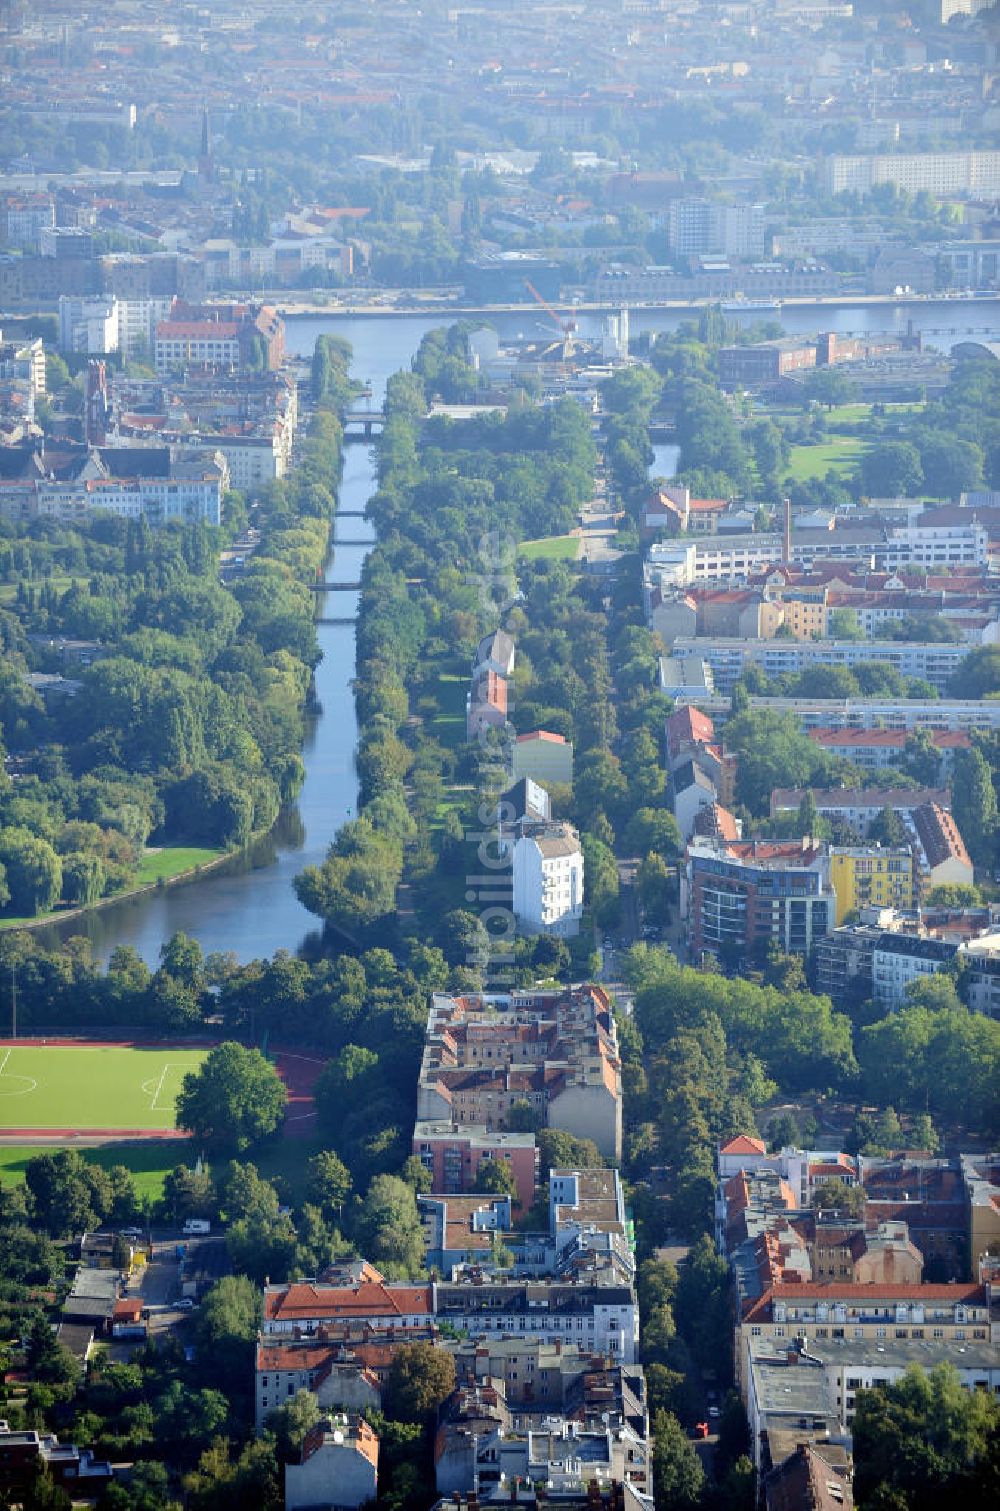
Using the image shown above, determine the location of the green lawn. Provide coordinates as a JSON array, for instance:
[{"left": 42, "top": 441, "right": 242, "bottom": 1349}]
[
  {"left": 0, "top": 1134, "right": 318, "bottom": 1205},
  {"left": 0, "top": 1141, "right": 190, "bottom": 1202},
  {"left": 0, "top": 848, "right": 225, "bottom": 931},
  {"left": 428, "top": 670, "right": 469, "bottom": 751},
  {"left": 0, "top": 1046, "right": 210, "bottom": 1131},
  {"left": 785, "top": 436, "right": 869, "bottom": 482},
  {"left": 134, "top": 847, "right": 224, "bottom": 885},
  {"left": 518, "top": 535, "right": 580, "bottom": 562}
]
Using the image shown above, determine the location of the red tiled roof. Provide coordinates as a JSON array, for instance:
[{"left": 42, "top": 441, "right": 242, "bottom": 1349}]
[
  {"left": 665, "top": 704, "right": 715, "bottom": 753},
  {"left": 721, "top": 1135, "right": 767, "bottom": 1156},
  {"left": 742, "top": 1281, "right": 985, "bottom": 1323},
  {"left": 517, "top": 729, "right": 567, "bottom": 744},
  {"left": 156, "top": 321, "right": 240, "bottom": 339},
  {"left": 264, "top": 1282, "right": 432, "bottom": 1322},
  {"left": 809, "top": 729, "right": 970, "bottom": 750}
]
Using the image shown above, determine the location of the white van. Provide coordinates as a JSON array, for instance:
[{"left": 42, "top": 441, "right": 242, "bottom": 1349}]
[{"left": 182, "top": 1219, "right": 211, "bottom": 1236}]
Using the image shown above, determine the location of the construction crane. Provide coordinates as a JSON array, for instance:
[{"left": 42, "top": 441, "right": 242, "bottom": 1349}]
[{"left": 524, "top": 279, "right": 577, "bottom": 357}]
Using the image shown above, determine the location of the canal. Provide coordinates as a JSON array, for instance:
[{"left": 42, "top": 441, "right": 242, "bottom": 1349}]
[{"left": 35, "top": 299, "right": 999, "bottom": 964}]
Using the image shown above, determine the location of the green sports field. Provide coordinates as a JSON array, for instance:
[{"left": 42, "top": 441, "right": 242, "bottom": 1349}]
[{"left": 0, "top": 1045, "right": 209, "bottom": 1132}]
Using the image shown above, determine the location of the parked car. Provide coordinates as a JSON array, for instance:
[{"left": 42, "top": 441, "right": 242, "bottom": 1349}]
[{"left": 175, "top": 1298, "right": 196, "bottom": 1311}]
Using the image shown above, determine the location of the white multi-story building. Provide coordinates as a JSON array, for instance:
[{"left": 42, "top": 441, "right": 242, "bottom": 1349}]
[
  {"left": 3, "top": 193, "right": 55, "bottom": 249},
  {"left": 512, "top": 823, "right": 584, "bottom": 937},
  {"left": 115, "top": 298, "right": 173, "bottom": 359},
  {"left": 684, "top": 695, "right": 1000, "bottom": 735},
  {"left": 0, "top": 334, "right": 45, "bottom": 397},
  {"left": 883, "top": 519, "right": 989, "bottom": 572},
  {"left": 58, "top": 296, "right": 119, "bottom": 355},
  {"left": 667, "top": 199, "right": 766, "bottom": 259},
  {"left": 34, "top": 465, "right": 225, "bottom": 528},
  {"left": 670, "top": 636, "right": 970, "bottom": 694},
  {"left": 824, "top": 150, "right": 1000, "bottom": 197}
]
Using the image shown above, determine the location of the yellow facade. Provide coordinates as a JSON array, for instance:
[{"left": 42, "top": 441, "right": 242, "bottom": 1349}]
[
  {"left": 829, "top": 849, "right": 914, "bottom": 924},
  {"left": 780, "top": 597, "right": 830, "bottom": 641}
]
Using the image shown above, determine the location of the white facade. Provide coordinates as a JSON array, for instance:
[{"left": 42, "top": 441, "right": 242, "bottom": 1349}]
[
  {"left": 824, "top": 151, "right": 1000, "bottom": 197},
  {"left": 34, "top": 475, "right": 223, "bottom": 527},
  {"left": 871, "top": 937, "right": 957, "bottom": 1008},
  {"left": 116, "top": 298, "right": 173, "bottom": 359},
  {"left": 883, "top": 521, "right": 988, "bottom": 572},
  {"left": 58, "top": 296, "right": 120, "bottom": 355},
  {"left": 513, "top": 828, "right": 583, "bottom": 937},
  {"left": 672, "top": 635, "right": 970, "bottom": 694},
  {"left": 668, "top": 199, "right": 765, "bottom": 259},
  {"left": 188, "top": 433, "right": 288, "bottom": 488},
  {"left": 284, "top": 1421, "right": 378, "bottom": 1511}
]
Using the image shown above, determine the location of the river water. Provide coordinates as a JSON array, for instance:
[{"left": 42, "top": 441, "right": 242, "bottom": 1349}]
[{"left": 36, "top": 299, "right": 999, "bottom": 964}]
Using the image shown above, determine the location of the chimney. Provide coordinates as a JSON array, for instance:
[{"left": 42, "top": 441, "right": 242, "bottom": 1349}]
[{"left": 783, "top": 496, "right": 792, "bottom": 566}]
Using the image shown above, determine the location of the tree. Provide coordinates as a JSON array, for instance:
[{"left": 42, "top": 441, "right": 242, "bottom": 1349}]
[
  {"left": 860, "top": 442, "right": 923, "bottom": 498},
  {"left": 25, "top": 1149, "right": 105, "bottom": 1237},
  {"left": 903, "top": 729, "right": 943, "bottom": 786},
  {"left": 853, "top": 1363, "right": 1000, "bottom": 1511},
  {"left": 383, "top": 1341, "right": 457, "bottom": 1423},
  {"left": 813, "top": 1178, "right": 865, "bottom": 1216},
  {"left": 183, "top": 1438, "right": 281, "bottom": 1511},
  {"left": 909, "top": 1112, "right": 940, "bottom": 1155},
  {"left": 951, "top": 748, "right": 997, "bottom": 868},
  {"left": 354, "top": 1175, "right": 425, "bottom": 1279},
  {"left": 306, "top": 1151, "right": 352, "bottom": 1218},
  {"left": 0, "top": 828, "right": 62, "bottom": 916},
  {"left": 827, "top": 607, "right": 864, "bottom": 641},
  {"left": 802, "top": 367, "right": 858, "bottom": 410},
  {"left": 869, "top": 806, "right": 907, "bottom": 848},
  {"left": 176, "top": 1043, "right": 287, "bottom": 1154},
  {"left": 917, "top": 432, "right": 984, "bottom": 497},
  {"left": 474, "top": 1159, "right": 517, "bottom": 1197},
  {"left": 652, "top": 1410, "right": 705, "bottom": 1510},
  {"left": 161, "top": 1164, "right": 217, "bottom": 1224},
  {"left": 195, "top": 1276, "right": 261, "bottom": 1395},
  {"left": 949, "top": 647, "right": 1000, "bottom": 700},
  {"left": 507, "top": 1098, "right": 542, "bottom": 1132},
  {"left": 266, "top": 1388, "right": 321, "bottom": 1464},
  {"left": 536, "top": 1128, "right": 603, "bottom": 1172}
]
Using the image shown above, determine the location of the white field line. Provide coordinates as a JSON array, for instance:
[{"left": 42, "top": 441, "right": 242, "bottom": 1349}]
[{"left": 149, "top": 1061, "right": 172, "bottom": 1112}]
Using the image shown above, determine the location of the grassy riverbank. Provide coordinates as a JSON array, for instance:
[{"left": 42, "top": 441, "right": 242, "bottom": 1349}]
[{"left": 0, "top": 845, "right": 227, "bottom": 932}]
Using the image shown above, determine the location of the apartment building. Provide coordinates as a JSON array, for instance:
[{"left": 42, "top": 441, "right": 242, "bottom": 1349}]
[
  {"left": 744, "top": 1331, "right": 998, "bottom": 1477},
  {"left": 262, "top": 1269, "right": 433, "bottom": 1343},
  {"left": 255, "top": 1325, "right": 439, "bottom": 1430},
  {"left": 154, "top": 300, "right": 285, "bottom": 374},
  {"left": 31, "top": 458, "right": 226, "bottom": 529},
  {"left": 667, "top": 199, "right": 766, "bottom": 259},
  {"left": 770, "top": 788, "right": 951, "bottom": 838},
  {"left": 412, "top": 1121, "right": 539, "bottom": 1209},
  {"left": 808, "top": 728, "right": 970, "bottom": 772},
  {"left": 511, "top": 730, "right": 574, "bottom": 787},
  {"left": 740, "top": 1279, "right": 995, "bottom": 1365},
  {"left": 433, "top": 1278, "right": 639, "bottom": 1363},
  {"left": 416, "top": 988, "right": 622, "bottom": 1163},
  {"left": 827, "top": 849, "right": 915, "bottom": 924},
  {"left": 285, "top": 1415, "right": 378, "bottom": 1511},
  {"left": 823, "top": 150, "right": 1000, "bottom": 197},
  {"left": 872, "top": 933, "right": 960, "bottom": 1007},
  {"left": 670, "top": 636, "right": 969, "bottom": 694},
  {"left": 683, "top": 838, "right": 836, "bottom": 964},
  {"left": 512, "top": 822, "right": 584, "bottom": 937},
  {"left": 682, "top": 696, "right": 1000, "bottom": 736},
  {"left": 420, "top": 1167, "right": 632, "bottom": 1284}
]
